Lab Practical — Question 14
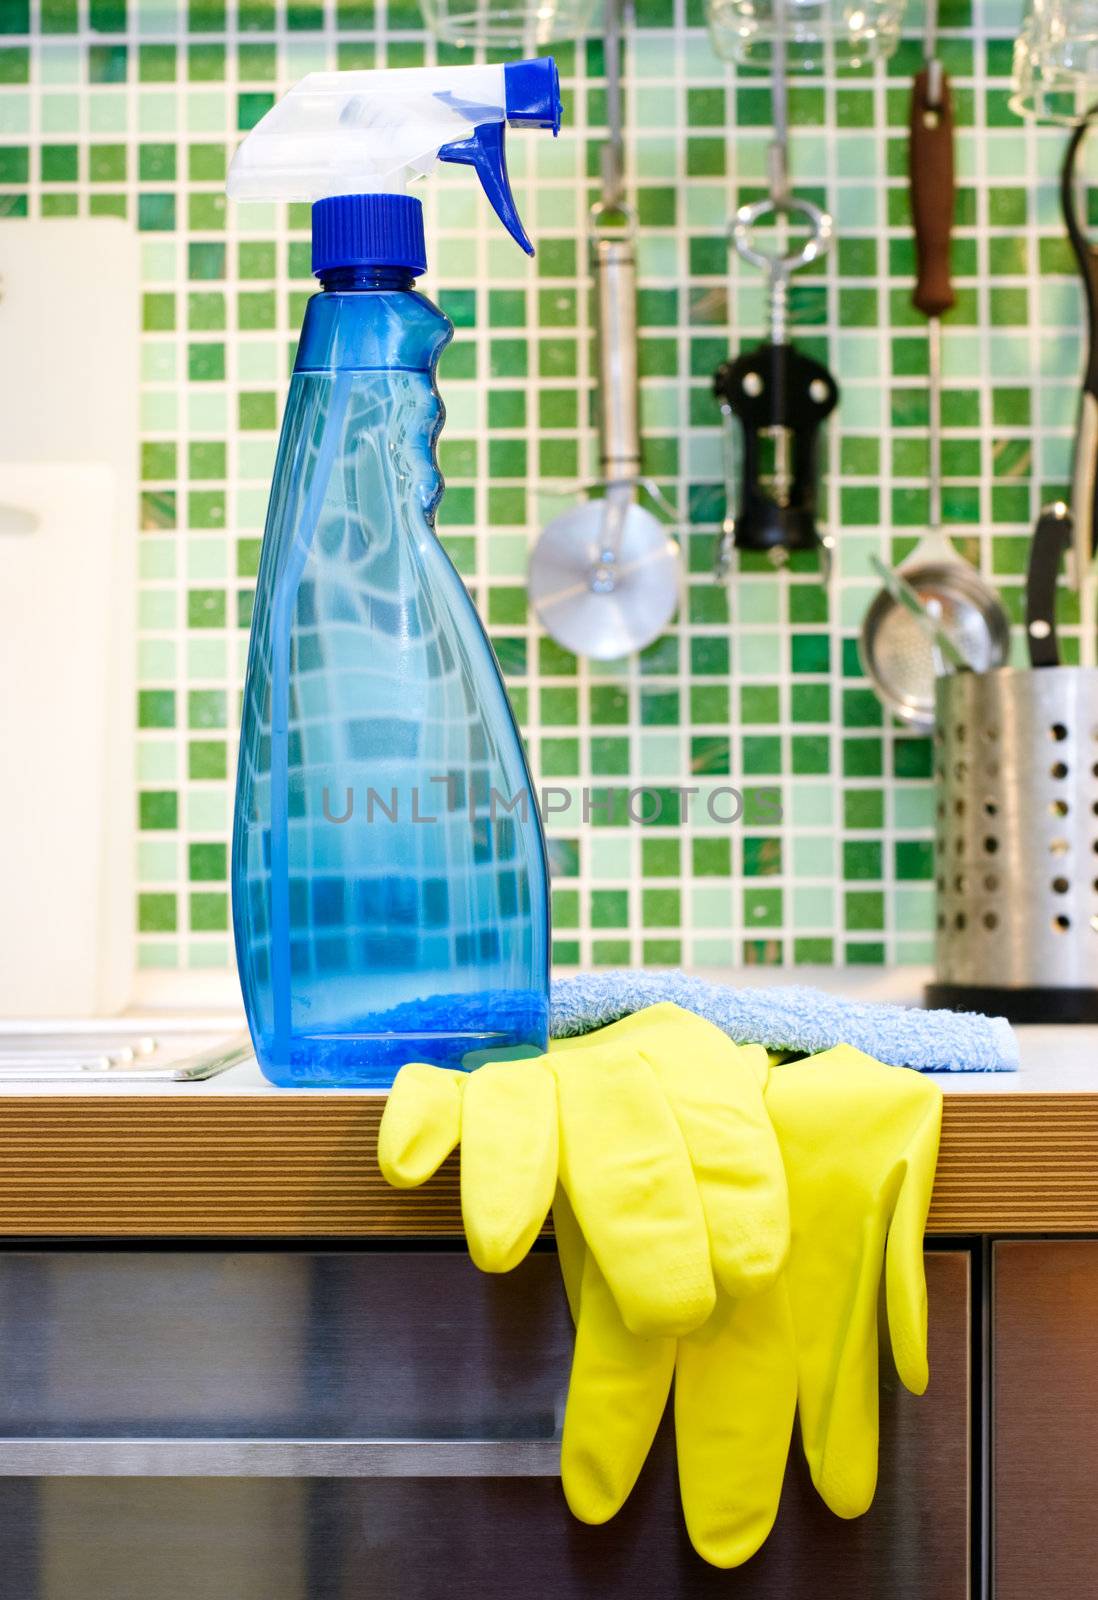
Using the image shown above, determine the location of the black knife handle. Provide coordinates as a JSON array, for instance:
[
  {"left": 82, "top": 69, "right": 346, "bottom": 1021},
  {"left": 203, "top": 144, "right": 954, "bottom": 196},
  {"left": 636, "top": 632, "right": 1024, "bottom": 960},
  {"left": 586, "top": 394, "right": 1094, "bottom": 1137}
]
[{"left": 1025, "top": 504, "right": 1073, "bottom": 668}]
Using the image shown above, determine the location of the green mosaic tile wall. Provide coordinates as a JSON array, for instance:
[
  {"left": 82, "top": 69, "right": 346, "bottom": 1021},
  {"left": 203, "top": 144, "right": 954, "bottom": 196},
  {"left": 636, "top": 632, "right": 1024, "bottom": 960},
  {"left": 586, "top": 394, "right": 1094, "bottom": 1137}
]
[{"left": 0, "top": 0, "right": 1080, "bottom": 972}]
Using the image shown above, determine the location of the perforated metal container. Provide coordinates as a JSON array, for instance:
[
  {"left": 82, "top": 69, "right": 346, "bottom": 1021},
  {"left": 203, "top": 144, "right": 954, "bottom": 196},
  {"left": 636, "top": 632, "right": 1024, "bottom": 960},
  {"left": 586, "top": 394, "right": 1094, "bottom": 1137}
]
[{"left": 926, "top": 666, "right": 1098, "bottom": 1021}]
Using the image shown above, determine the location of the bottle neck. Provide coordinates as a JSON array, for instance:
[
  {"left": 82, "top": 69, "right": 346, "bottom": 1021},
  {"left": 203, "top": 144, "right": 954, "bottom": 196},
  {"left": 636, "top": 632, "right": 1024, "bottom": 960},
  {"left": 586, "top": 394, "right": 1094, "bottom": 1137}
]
[{"left": 317, "top": 265, "right": 417, "bottom": 293}]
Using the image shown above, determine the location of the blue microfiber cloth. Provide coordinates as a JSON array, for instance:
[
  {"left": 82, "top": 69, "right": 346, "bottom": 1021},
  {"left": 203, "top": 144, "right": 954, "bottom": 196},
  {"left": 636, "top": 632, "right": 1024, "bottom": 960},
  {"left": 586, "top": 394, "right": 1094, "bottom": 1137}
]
[{"left": 550, "top": 970, "right": 1018, "bottom": 1073}]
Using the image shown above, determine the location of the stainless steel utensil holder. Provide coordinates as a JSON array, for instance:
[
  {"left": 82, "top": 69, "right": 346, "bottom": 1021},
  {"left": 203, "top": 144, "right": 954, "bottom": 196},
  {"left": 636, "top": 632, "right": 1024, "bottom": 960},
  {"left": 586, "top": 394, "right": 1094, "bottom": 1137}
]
[{"left": 926, "top": 666, "right": 1098, "bottom": 1021}]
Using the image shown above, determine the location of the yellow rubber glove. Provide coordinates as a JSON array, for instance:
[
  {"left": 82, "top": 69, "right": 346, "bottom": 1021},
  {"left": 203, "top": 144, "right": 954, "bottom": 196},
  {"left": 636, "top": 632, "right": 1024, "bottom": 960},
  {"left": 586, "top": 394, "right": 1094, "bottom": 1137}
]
[
  {"left": 554, "top": 1034, "right": 796, "bottom": 1569},
  {"left": 766, "top": 1045, "right": 943, "bottom": 1519},
  {"left": 557, "top": 1042, "right": 943, "bottom": 1566},
  {"left": 378, "top": 1002, "right": 790, "bottom": 1341}
]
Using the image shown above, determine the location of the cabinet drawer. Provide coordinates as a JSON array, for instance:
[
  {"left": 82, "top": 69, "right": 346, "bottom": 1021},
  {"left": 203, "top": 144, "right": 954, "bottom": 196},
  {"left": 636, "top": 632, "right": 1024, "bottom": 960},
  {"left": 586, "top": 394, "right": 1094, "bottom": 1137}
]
[
  {"left": 0, "top": 1248, "right": 570, "bottom": 1443},
  {"left": 0, "top": 1250, "right": 971, "bottom": 1598},
  {"left": 993, "top": 1240, "right": 1098, "bottom": 1599}
]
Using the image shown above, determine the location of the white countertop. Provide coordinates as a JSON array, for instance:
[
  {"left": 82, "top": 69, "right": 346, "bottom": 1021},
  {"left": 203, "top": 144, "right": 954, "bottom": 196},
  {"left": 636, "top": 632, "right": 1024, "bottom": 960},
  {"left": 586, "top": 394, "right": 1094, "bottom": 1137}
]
[{"left": 0, "top": 966, "right": 1094, "bottom": 1096}]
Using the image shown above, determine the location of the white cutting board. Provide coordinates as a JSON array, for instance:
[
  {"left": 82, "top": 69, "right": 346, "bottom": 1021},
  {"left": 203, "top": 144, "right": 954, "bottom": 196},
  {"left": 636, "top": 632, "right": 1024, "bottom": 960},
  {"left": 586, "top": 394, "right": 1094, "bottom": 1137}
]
[{"left": 0, "top": 221, "right": 139, "bottom": 1015}]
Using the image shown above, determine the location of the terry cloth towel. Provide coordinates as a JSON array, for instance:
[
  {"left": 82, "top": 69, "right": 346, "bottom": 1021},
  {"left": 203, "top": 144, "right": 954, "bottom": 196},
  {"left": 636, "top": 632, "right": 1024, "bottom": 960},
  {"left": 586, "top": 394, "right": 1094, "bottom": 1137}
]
[{"left": 550, "top": 970, "right": 1018, "bottom": 1073}]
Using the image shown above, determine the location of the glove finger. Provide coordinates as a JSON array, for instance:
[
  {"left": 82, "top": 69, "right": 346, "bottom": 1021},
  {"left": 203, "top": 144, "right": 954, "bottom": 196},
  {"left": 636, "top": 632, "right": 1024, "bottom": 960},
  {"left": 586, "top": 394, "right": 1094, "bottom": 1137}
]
[
  {"left": 675, "top": 1278, "right": 797, "bottom": 1568},
  {"left": 460, "top": 1060, "right": 558, "bottom": 1274},
  {"left": 377, "top": 1063, "right": 464, "bottom": 1188},
  {"left": 795, "top": 1210, "right": 889, "bottom": 1521},
  {"left": 552, "top": 1188, "right": 586, "bottom": 1326},
  {"left": 552, "top": 1042, "right": 715, "bottom": 1339},
  {"left": 885, "top": 1090, "right": 943, "bottom": 1396},
  {"left": 637, "top": 1009, "right": 790, "bottom": 1300},
  {"left": 560, "top": 1241, "right": 674, "bottom": 1525}
]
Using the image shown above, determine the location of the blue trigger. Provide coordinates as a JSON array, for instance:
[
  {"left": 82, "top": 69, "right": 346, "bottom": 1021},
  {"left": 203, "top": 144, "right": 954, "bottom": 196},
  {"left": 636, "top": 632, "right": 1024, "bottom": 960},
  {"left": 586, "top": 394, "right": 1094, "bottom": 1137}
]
[{"left": 438, "top": 121, "right": 533, "bottom": 256}]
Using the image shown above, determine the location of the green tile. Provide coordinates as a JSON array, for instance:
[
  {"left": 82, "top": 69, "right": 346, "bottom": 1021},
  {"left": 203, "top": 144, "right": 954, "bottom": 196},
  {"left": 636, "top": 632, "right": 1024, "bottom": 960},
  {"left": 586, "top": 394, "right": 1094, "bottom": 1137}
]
[
  {"left": 188, "top": 689, "right": 226, "bottom": 729},
  {"left": 744, "top": 887, "right": 782, "bottom": 928},
  {"left": 238, "top": 91, "right": 275, "bottom": 130},
  {"left": 139, "top": 43, "right": 175, "bottom": 81},
  {"left": 588, "top": 736, "right": 629, "bottom": 776},
  {"left": 697, "top": 681, "right": 729, "bottom": 726},
  {"left": 844, "top": 941, "right": 886, "bottom": 965},
  {"left": 589, "top": 686, "right": 629, "bottom": 724},
  {"left": 591, "top": 889, "right": 629, "bottom": 929},
  {"left": 843, "top": 737, "right": 883, "bottom": 778},
  {"left": 40, "top": 143, "right": 77, "bottom": 181},
  {"left": 139, "top": 790, "right": 178, "bottom": 831},
  {"left": 88, "top": 143, "right": 126, "bottom": 183},
  {"left": 642, "top": 839, "right": 680, "bottom": 877},
  {"left": 590, "top": 939, "right": 630, "bottom": 965},
  {"left": 794, "top": 937, "right": 834, "bottom": 963},
  {"left": 845, "top": 890, "right": 885, "bottom": 930},
  {"left": 88, "top": 196, "right": 126, "bottom": 221},
  {"left": 487, "top": 389, "right": 525, "bottom": 430},
  {"left": 993, "top": 387, "right": 1030, "bottom": 426},
  {"left": 843, "top": 840, "right": 882, "bottom": 879},
  {"left": 138, "top": 193, "right": 175, "bottom": 231},
  {"left": 740, "top": 685, "right": 779, "bottom": 723},
  {"left": 143, "top": 292, "right": 175, "bottom": 331},
  {"left": 640, "top": 689, "right": 678, "bottom": 726},
  {"left": 693, "top": 838, "right": 730, "bottom": 876},
  {"left": 895, "top": 840, "right": 933, "bottom": 879},
  {"left": 189, "top": 889, "right": 227, "bottom": 931},
  {"left": 791, "top": 735, "right": 830, "bottom": 774},
  {"left": 691, "top": 736, "right": 729, "bottom": 775},
  {"left": 239, "top": 391, "right": 276, "bottom": 430},
  {"left": 743, "top": 836, "right": 782, "bottom": 877},
  {"left": 189, "top": 740, "right": 227, "bottom": 780},
  {"left": 188, "top": 292, "right": 225, "bottom": 331},
  {"left": 844, "top": 789, "right": 884, "bottom": 829},
  {"left": 791, "top": 684, "right": 829, "bottom": 722},
  {"left": 687, "top": 87, "right": 725, "bottom": 126},
  {"left": 188, "top": 241, "right": 225, "bottom": 281},
  {"left": 238, "top": 240, "right": 275, "bottom": 280},
  {"left": 142, "top": 442, "right": 176, "bottom": 479},
  {"left": 89, "top": 42, "right": 126, "bottom": 80},
  {"left": 691, "top": 637, "right": 729, "bottom": 675},
  {"left": 539, "top": 389, "right": 577, "bottom": 429},
  {"left": 188, "top": 343, "right": 225, "bottom": 382},
  {"left": 742, "top": 736, "right": 782, "bottom": 775},
  {"left": 138, "top": 690, "right": 175, "bottom": 729},
  {"left": 791, "top": 635, "right": 830, "bottom": 673},
  {"left": 40, "top": 0, "right": 76, "bottom": 29},
  {"left": 540, "top": 738, "right": 579, "bottom": 777},
  {"left": 189, "top": 843, "right": 226, "bottom": 883},
  {"left": 643, "top": 888, "right": 681, "bottom": 926},
  {"left": 187, "top": 588, "right": 226, "bottom": 628},
  {"left": 138, "top": 893, "right": 177, "bottom": 933},
  {"left": 141, "top": 491, "right": 177, "bottom": 530}
]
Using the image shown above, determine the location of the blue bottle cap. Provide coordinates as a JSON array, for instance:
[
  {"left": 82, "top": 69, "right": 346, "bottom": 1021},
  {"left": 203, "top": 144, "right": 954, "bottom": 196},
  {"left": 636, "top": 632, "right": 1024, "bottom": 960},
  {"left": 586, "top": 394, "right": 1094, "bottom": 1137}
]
[
  {"left": 503, "top": 58, "right": 562, "bottom": 134},
  {"left": 311, "top": 193, "right": 427, "bottom": 279}
]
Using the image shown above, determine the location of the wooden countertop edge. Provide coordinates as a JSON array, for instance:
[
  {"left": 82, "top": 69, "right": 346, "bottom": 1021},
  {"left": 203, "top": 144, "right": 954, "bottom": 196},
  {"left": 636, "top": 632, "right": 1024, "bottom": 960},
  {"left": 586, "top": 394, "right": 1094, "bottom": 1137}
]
[{"left": 0, "top": 1090, "right": 1094, "bottom": 1237}]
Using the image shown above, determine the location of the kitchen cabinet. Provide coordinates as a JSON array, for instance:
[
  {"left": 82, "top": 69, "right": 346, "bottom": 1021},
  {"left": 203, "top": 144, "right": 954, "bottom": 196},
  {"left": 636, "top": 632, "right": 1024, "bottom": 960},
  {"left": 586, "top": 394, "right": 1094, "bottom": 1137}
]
[
  {"left": 0, "top": 1247, "right": 971, "bottom": 1599},
  {"left": 993, "top": 1240, "right": 1098, "bottom": 1600}
]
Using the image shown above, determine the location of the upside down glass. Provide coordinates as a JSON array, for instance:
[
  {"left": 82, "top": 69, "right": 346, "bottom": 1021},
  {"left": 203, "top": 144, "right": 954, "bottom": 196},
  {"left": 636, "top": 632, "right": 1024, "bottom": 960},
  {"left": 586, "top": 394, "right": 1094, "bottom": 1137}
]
[
  {"left": 418, "top": 0, "right": 599, "bottom": 47},
  {"left": 705, "top": 0, "right": 907, "bottom": 71},
  {"left": 1011, "top": 0, "right": 1098, "bottom": 123}
]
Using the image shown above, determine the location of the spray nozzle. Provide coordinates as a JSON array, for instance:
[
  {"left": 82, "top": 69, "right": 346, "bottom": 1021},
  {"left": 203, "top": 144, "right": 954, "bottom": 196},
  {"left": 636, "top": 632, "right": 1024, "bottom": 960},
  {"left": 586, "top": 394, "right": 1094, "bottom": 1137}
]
[{"left": 227, "top": 58, "right": 561, "bottom": 263}]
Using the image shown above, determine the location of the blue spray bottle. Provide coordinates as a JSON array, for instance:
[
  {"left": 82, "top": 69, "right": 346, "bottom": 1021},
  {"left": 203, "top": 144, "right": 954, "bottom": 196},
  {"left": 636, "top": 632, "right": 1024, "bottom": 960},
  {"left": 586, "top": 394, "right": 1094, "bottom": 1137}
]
[{"left": 227, "top": 60, "right": 559, "bottom": 1087}]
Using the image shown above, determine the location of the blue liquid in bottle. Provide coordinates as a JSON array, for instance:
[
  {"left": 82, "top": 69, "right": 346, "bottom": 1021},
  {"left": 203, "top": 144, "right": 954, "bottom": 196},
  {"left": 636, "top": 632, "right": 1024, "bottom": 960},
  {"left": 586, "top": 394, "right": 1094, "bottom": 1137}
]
[{"left": 233, "top": 263, "right": 550, "bottom": 1086}]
